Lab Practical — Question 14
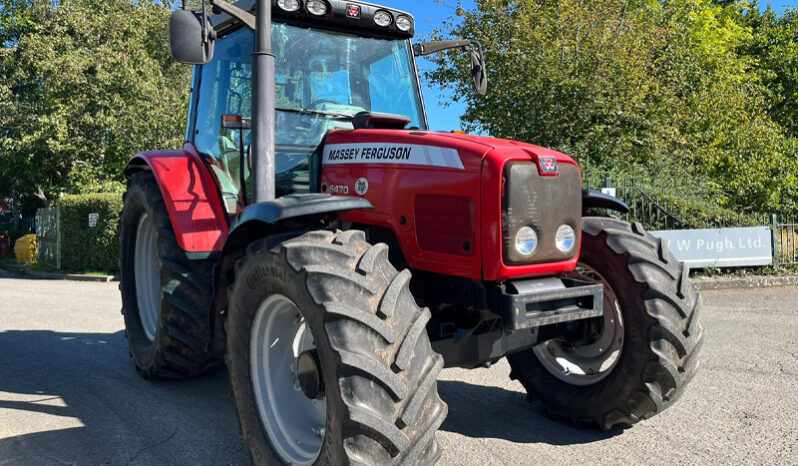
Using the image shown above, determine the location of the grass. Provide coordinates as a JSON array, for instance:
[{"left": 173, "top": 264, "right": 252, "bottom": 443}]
[
  {"left": 691, "top": 264, "right": 798, "bottom": 278},
  {"left": 0, "top": 256, "right": 17, "bottom": 264},
  {"left": 29, "top": 263, "right": 57, "bottom": 273},
  {"left": 29, "top": 263, "right": 112, "bottom": 276}
]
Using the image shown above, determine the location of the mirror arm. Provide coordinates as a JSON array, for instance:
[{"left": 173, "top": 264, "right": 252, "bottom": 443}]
[
  {"left": 413, "top": 39, "right": 473, "bottom": 57},
  {"left": 209, "top": 0, "right": 256, "bottom": 31}
]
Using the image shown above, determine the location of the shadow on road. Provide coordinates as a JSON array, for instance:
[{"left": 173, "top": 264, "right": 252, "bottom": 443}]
[
  {"left": 0, "top": 328, "right": 618, "bottom": 464},
  {"left": 0, "top": 329, "right": 247, "bottom": 465},
  {"left": 0, "top": 267, "right": 34, "bottom": 280},
  {"left": 437, "top": 380, "right": 623, "bottom": 445}
]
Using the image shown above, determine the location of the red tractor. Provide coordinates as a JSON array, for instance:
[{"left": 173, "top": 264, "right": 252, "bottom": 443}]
[{"left": 119, "top": 1, "right": 704, "bottom": 464}]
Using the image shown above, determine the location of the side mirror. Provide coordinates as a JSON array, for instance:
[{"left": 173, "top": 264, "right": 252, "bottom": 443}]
[
  {"left": 470, "top": 42, "right": 488, "bottom": 96},
  {"left": 170, "top": 9, "right": 215, "bottom": 65},
  {"left": 413, "top": 39, "right": 488, "bottom": 95}
]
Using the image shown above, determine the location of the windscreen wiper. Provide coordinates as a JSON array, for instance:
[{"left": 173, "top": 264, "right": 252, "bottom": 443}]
[{"left": 276, "top": 107, "right": 354, "bottom": 119}]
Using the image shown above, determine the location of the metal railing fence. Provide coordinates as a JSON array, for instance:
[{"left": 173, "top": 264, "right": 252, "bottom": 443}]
[
  {"left": 584, "top": 173, "right": 798, "bottom": 266},
  {"left": 36, "top": 206, "right": 60, "bottom": 269},
  {"left": 774, "top": 215, "right": 798, "bottom": 266}
]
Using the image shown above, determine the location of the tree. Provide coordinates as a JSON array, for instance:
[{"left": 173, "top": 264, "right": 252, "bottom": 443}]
[
  {"left": 743, "top": 5, "right": 798, "bottom": 137},
  {"left": 0, "top": 0, "right": 191, "bottom": 204},
  {"left": 426, "top": 0, "right": 798, "bottom": 213}
]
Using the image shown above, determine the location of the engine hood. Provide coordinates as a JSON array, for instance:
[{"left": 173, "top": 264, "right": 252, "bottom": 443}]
[{"left": 323, "top": 129, "right": 578, "bottom": 173}]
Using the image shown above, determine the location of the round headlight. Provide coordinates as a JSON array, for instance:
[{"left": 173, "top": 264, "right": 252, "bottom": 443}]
[
  {"left": 306, "top": 0, "right": 327, "bottom": 15},
  {"left": 374, "top": 10, "right": 392, "bottom": 27},
  {"left": 277, "top": 0, "right": 301, "bottom": 12},
  {"left": 555, "top": 225, "right": 577, "bottom": 252},
  {"left": 515, "top": 227, "right": 538, "bottom": 256},
  {"left": 395, "top": 15, "right": 412, "bottom": 32}
]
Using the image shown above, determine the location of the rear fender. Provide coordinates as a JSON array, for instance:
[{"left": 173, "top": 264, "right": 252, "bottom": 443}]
[{"left": 125, "top": 144, "right": 229, "bottom": 257}]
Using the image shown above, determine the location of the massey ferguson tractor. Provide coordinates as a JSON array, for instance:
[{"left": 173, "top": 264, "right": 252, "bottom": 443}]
[{"left": 118, "top": 1, "right": 704, "bottom": 464}]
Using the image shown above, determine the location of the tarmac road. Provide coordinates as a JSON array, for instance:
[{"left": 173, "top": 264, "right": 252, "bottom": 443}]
[{"left": 1, "top": 269, "right": 796, "bottom": 465}]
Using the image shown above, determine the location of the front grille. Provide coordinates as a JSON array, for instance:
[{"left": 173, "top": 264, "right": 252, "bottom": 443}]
[{"left": 502, "top": 162, "right": 582, "bottom": 265}]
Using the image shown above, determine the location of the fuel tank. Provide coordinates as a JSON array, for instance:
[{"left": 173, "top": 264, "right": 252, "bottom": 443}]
[{"left": 320, "top": 129, "right": 582, "bottom": 281}]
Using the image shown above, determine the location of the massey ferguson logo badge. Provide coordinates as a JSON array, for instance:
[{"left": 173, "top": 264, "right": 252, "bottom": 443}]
[
  {"left": 346, "top": 4, "right": 361, "bottom": 18},
  {"left": 355, "top": 177, "right": 369, "bottom": 196},
  {"left": 539, "top": 156, "right": 559, "bottom": 175}
]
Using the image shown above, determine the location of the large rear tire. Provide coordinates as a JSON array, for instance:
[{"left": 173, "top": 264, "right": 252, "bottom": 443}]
[
  {"left": 508, "top": 217, "right": 704, "bottom": 429},
  {"left": 119, "top": 171, "right": 218, "bottom": 379},
  {"left": 226, "top": 230, "right": 447, "bottom": 465}
]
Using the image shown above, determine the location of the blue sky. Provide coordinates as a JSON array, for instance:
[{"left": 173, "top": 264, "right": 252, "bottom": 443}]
[
  {"left": 408, "top": 0, "right": 476, "bottom": 132},
  {"left": 407, "top": 0, "right": 797, "bottom": 132}
]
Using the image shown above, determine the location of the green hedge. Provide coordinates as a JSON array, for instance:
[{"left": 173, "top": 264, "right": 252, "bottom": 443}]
[{"left": 59, "top": 193, "right": 123, "bottom": 272}]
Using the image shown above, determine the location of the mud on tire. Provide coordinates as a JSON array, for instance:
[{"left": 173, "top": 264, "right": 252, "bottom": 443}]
[
  {"left": 119, "top": 171, "right": 219, "bottom": 379},
  {"left": 508, "top": 217, "right": 704, "bottom": 429},
  {"left": 226, "top": 230, "right": 447, "bottom": 465}
]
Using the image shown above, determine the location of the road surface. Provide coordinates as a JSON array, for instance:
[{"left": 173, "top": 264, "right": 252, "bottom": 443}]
[{"left": 1, "top": 269, "right": 796, "bottom": 465}]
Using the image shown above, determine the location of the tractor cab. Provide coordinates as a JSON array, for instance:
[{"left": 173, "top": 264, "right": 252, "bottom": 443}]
[{"left": 193, "top": 2, "right": 429, "bottom": 212}]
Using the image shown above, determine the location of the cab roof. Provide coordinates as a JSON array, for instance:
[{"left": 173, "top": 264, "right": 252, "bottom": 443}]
[{"left": 211, "top": 0, "right": 415, "bottom": 39}]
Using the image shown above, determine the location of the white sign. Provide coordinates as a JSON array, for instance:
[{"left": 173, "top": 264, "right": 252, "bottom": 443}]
[
  {"left": 601, "top": 187, "right": 617, "bottom": 198},
  {"left": 88, "top": 213, "right": 99, "bottom": 228},
  {"left": 323, "top": 143, "right": 464, "bottom": 170},
  {"left": 650, "top": 227, "right": 772, "bottom": 269}
]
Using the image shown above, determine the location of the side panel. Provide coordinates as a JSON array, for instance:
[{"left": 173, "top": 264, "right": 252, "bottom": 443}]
[
  {"left": 321, "top": 129, "right": 583, "bottom": 281},
  {"left": 126, "top": 143, "right": 229, "bottom": 254},
  {"left": 321, "top": 130, "right": 487, "bottom": 279}
]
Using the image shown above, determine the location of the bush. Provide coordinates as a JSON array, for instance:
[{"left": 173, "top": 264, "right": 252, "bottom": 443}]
[{"left": 59, "top": 193, "right": 123, "bottom": 273}]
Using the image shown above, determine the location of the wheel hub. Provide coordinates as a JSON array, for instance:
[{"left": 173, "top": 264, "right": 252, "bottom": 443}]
[
  {"left": 134, "top": 213, "right": 160, "bottom": 341},
  {"left": 533, "top": 264, "right": 625, "bottom": 386},
  {"left": 297, "top": 350, "right": 325, "bottom": 400},
  {"left": 250, "top": 294, "right": 326, "bottom": 466}
]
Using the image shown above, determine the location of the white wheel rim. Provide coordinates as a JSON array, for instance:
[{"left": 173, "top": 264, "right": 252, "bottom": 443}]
[
  {"left": 251, "top": 294, "right": 326, "bottom": 465},
  {"left": 134, "top": 213, "right": 160, "bottom": 341},
  {"left": 533, "top": 264, "right": 625, "bottom": 386}
]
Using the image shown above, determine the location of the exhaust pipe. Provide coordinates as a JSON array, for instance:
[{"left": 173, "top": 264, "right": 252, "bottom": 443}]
[{"left": 251, "top": 0, "right": 276, "bottom": 202}]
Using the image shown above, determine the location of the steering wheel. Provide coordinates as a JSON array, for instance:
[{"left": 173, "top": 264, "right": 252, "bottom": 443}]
[{"left": 309, "top": 98, "right": 341, "bottom": 109}]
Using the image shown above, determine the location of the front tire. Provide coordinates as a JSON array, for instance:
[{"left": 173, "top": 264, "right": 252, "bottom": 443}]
[
  {"left": 508, "top": 217, "right": 704, "bottom": 429},
  {"left": 226, "top": 230, "right": 447, "bottom": 465},
  {"left": 119, "top": 171, "right": 218, "bottom": 379}
]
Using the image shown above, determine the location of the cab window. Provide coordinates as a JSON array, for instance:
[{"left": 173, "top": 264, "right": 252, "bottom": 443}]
[{"left": 194, "top": 28, "right": 253, "bottom": 213}]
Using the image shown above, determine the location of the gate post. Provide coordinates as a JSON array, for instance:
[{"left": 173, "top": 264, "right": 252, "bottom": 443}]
[
  {"left": 56, "top": 203, "right": 61, "bottom": 270},
  {"left": 772, "top": 214, "right": 779, "bottom": 267}
]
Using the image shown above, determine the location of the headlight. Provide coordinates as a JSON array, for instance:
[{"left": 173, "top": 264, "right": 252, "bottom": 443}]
[
  {"left": 395, "top": 15, "right": 412, "bottom": 32},
  {"left": 555, "top": 225, "right": 576, "bottom": 252},
  {"left": 306, "top": 0, "right": 328, "bottom": 15},
  {"left": 515, "top": 227, "right": 538, "bottom": 256},
  {"left": 277, "top": 0, "right": 301, "bottom": 12},
  {"left": 374, "top": 10, "right": 393, "bottom": 27}
]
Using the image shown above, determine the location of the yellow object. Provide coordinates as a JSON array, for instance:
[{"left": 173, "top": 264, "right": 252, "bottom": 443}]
[{"left": 14, "top": 234, "right": 37, "bottom": 265}]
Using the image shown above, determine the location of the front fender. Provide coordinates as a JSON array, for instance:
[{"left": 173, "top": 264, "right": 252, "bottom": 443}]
[
  {"left": 224, "top": 194, "right": 374, "bottom": 254},
  {"left": 582, "top": 189, "right": 629, "bottom": 215},
  {"left": 210, "top": 194, "right": 373, "bottom": 351}
]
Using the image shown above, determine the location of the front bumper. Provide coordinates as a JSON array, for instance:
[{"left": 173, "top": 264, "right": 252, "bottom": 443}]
[{"left": 498, "top": 277, "right": 603, "bottom": 330}]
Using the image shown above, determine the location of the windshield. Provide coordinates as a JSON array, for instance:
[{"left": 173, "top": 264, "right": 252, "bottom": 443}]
[
  {"left": 193, "top": 23, "right": 426, "bottom": 208},
  {"left": 273, "top": 23, "right": 426, "bottom": 128}
]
